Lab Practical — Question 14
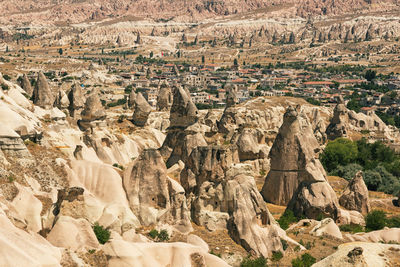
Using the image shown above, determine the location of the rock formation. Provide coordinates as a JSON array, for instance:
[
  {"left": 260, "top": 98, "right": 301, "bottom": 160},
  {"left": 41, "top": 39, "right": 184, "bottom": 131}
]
[
  {"left": 32, "top": 71, "right": 54, "bottom": 109},
  {"left": 160, "top": 86, "right": 205, "bottom": 167},
  {"left": 79, "top": 91, "right": 106, "bottom": 130},
  {"left": 261, "top": 106, "right": 327, "bottom": 205},
  {"left": 181, "top": 145, "right": 298, "bottom": 257},
  {"left": 156, "top": 84, "right": 172, "bottom": 111},
  {"left": 132, "top": 92, "right": 152, "bottom": 127},
  {"left": 286, "top": 180, "right": 341, "bottom": 221},
  {"left": 339, "top": 171, "right": 371, "bottom": 214},
  {"left": 19, "top": 74, "right": 33, "bottom": 97},
  {"left": 67, "top": 82, "right": 85, "bottom": 117},
  {"left": 53, "top": 90, "right": 69, "bottom": 110},
  {"left": 123, "top": 149, "right": 192, "bottom": 233},
  {"left": 128, "top": 89, "right": 136, "bottom": 108},
  {"left": 326, "top": 96, "right": 349, "bottom": 140}
]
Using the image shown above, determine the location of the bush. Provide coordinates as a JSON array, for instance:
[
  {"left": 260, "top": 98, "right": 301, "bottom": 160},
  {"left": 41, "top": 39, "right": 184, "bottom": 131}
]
[
  {"left": 278, "top": 210, "right": 298, "bottom": 230},
  {"left": 320, "top": 138, "right": 358, "bottom": 172},
  {"left": 149, "top": 229, "right": 159, "bottom": 239},
  {"left": 158, "top": 229, "right": 169, "bottom": 241},
  {"left": 339, "top": 224, "right": 364, "bottom": 233},
  {"left": 291, "top": 253, "right": 316, "bottom": 267},
  {"left": 240, "top": 256, "right": 267, "bottom": 267},
  {"left": 271, "top": 251, "right": 283, "bottom": 262},
  {"left": 93, "top": 223, "right": 110, "bottom": 244},
  {"left": 366, "top": 210, "right": 387, "bottom": 231},
  {"left": 387, "top": 216, "right": 400, "bottom": 228},
  {"left": 148, "top": 229, "right": 169, "bottom": 242},
  {"left": 330, "top": 164, "right": 362, "bottom": 181},
  {"left": 363, "top": 170, "right": 382, "bottom": 191},
  {"left": 281, "top": 239, "right": 288, "bottom": 251}
]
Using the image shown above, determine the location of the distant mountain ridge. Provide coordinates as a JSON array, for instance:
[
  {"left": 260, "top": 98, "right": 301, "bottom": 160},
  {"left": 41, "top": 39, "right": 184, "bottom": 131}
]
[{"left": 0, "top": 0, "right": 398, "bottom": 26}]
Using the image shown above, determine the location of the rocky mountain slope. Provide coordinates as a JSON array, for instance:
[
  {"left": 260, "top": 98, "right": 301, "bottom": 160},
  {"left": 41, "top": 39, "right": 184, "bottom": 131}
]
[{"left": 0, "top": 0, "right": 399, "bottom": 25}]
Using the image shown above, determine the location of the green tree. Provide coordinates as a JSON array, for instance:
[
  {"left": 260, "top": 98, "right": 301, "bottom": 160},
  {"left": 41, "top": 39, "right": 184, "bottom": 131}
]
[
  {"left": 58, "top": 48, "right": 63, "bottom": 56},
  {"left": 201, "top": 55, "right": 205, "bottom": 64},
  {"left": 365, "top": 69, "right": 376, "bottom": 82},
  {"left": 365, "top": 210, "right": 386, "bottom": 231},
  {"left": 320, "top": 138, "right": 358, "bottom": 172}
]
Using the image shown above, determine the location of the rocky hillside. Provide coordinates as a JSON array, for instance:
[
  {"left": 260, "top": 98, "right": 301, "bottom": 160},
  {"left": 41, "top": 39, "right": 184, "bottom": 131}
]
[
  {"left": 0, "top": 0, "right": 399, "bottom": 25},
  {"left": 0, "top": 68, "right": 399, "bottom": 266}
]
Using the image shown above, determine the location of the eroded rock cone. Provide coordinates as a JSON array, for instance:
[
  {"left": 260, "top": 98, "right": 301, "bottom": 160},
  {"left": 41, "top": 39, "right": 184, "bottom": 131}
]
[
  {"left": 54, "top": 90, "right": 69, "bottom": 110},
  {"left": 80, "top": 92, "right": 106, "bottom": 122},
  {"left": 326, "top": 96, "right": 349, "bottom": 140},
  {"left": 128, "top": 90, "right": 136, "bottom": 108},
  {"left": 32, "top": 71, "right": 54, "bottom": 109},
  {"left": 261, "top": 106, "right": 326, "bottom": 205},
  {"left": 286, "top": 180, "right": 341, "bottom": 221},
  {"left": 339, "top": 171, "right": 371, "bottom": 214},
  {"left": 160, "top": 85, "right": 205, "bottom": 167},
  {"left": 169, "top": 86, "right": 199, "bottom": 128},
  {"left": 20, "top": 74, "right": 33, "bottom": 97},
  {"left": 123, "top": 149, "right": 192, "bottom": 233},
  {"left": 68, "top": 82, "right": 85, "bottom": 117},
  {"left": 156, "top": 84, "right": 172, "bottom": 111},
  {"left": 132, "top": 92, "right": 152, "bottom": 127}
]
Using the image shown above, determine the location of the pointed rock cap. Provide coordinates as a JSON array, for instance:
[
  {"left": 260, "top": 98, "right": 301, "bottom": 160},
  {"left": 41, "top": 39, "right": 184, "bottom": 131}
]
[
  {"left": 32, "top": 71, "right": 54, "bottom": 109},
  {"left": 68, "top": 82, "right": 85, "bottom": 112},
  {"left": 80, "top": 91, "right": 106, "bottom": 122},
  {"left": 20, "top": 74, "right": 33, "bottom": 97},
  {"left": 169, "top": 86, "right": 199, "bottom": 128},
  {"left": 132, "top": 92, "right": 152, "bottom": 127}
]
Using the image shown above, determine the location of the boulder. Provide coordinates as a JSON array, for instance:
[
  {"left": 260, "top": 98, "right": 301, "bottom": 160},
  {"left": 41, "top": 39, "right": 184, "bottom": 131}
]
[
  {"left": 32, "top": 71, "right": 54, "bottom": 109},
  {"left": 46, "top": 216, "right": 99, "bottom": 251},
  {"left": 286, "top": 181, "right": 341, "bottom": 221},
  {"left": 103, "top": 240, "right": 230, "bottom": 267},
  {"left": 339, "top": 171, "right": 371, "bottom": 214},
  {"left": 313, "top": 242, "right": 400, "bottom": 267},
  {"left": 261, "top": 106, "right": 326, "bottom": 205},
  {"left": 132, "top": 92, "right": 152, "bottom": 127},
  {"left": 309, "top": 218, "right": 343, "bottom": 239}
]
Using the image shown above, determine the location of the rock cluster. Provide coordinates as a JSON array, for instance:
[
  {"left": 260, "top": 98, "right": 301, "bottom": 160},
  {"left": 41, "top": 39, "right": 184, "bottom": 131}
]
[
  {"left": 123, "top": 149, "right": 192, "bottom": 233},
  {"left": 78, "top": 91, "right": 106, "bottom": 130},
  {"left": 67, "top": 82, "right": 85, "bottom": 117},
  {"left": 19, "top": 74, "right": 33, "bottom": 97},
  {"left": 339, "top": 171, "right": 371, "bottom": 214}
]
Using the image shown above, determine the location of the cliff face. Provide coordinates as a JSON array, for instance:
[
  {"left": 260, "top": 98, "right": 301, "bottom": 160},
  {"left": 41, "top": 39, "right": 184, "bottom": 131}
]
[{"left": 0, "top": 0, "right": 398, "bottom": 25}]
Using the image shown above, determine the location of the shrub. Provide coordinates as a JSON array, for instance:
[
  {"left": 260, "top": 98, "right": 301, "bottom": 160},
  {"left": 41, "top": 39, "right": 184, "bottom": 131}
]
[
  {"left": 93, "top": 223, "right": 110, "bottom": 244},
  {"left": 387, "top": 216, "right": 400, "bottom": 228},
  {"left": 366, "top": 210, "right": 387, "bottom": 231},
  {"left": 339, "top": 224, "right": 364, "bottom": 233},
  {"left": 320, "top": 138, "right": 358, "bottom": 172},
  {"left": 240, "top": 256, "right": 267, "bottom": 267},
  {"left": 158, "top": 229, "right": 169, "bottom": 241},
  {"left": 149, "top": 229, "right": 159, "bottom": 239},
  {"left": 363, "top": 170, "right": 382, "bottom": 191},
  {"left": 1, "top": 84, "right": 9, "bottom": 91},
  {"left": 291, "top": 253, "right": 316, "bottom": 267},
  {"left": 148, "top": 229, "right": 169, "bottom": 242},
  {"left": 271, "top": 251, "right": 283, "bottom": 262},
  {"left": 281, "top": 239, "right": 288, "bottom": 251},
  {"left": 330, "top": 163, "right": 363, "bottom": 181},
  {"left": 278, "top": 210, "right": 298, "bottom": 230}
]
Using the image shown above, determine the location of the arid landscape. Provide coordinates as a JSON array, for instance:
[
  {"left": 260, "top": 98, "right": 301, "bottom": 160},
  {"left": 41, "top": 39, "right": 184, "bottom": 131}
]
[{"left": 1, "top": 1, "right": 400, "bottom": 267}]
